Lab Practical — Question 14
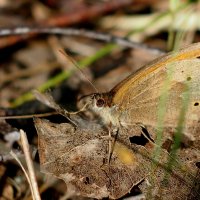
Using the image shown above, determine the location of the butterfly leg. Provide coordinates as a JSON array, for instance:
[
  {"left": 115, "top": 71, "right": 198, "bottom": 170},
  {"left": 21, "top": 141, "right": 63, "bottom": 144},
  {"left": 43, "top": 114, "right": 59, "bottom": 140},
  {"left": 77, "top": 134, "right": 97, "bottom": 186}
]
[
  {"left": 108, "top": 124, "right": 112, "bottom": 163},
  {"left": 108, "top": 125, "right": 119, "bottom": 163},
  {"left": 101, "top": 124, "right": 119, "bottom": 163},
  {"left": 100, "top": 133, "right": 113, "bottom": 163}
]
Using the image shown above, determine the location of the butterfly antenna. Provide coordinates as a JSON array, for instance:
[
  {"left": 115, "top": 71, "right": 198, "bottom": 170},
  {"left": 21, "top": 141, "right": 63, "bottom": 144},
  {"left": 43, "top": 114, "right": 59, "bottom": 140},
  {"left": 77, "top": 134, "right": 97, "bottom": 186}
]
[{"left": 59, "top": 49, "right": 99, "bottom": 93}]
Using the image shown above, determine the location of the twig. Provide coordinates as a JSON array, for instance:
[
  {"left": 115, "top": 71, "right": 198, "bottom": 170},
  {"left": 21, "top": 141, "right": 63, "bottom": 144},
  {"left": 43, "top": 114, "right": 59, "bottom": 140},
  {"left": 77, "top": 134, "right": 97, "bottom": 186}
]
[
  {"left": 0, "top": 27, "right": 163, "bottom": 55},
  {"left": 0, "top": 111, "right": 58, "bottom": 119},
  {"left": 0, "top": 0, "right": 135, "bottom": 49},
  {"left": 20, "top": 129, "right": 41, "bottom": 200}
]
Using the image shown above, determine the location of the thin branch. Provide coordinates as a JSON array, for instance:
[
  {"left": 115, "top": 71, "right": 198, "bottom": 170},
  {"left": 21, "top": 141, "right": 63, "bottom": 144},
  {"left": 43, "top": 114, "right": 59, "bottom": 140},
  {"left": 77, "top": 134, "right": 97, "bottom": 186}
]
[
  {"left": 0, "top": 111, "right": 58, "bottom": 119},
  {"left": 0, "top": 27, "right": 163, "bottom": 55},
  {"left": 0, "top": 0, "right": 135, "bottom": 48}
]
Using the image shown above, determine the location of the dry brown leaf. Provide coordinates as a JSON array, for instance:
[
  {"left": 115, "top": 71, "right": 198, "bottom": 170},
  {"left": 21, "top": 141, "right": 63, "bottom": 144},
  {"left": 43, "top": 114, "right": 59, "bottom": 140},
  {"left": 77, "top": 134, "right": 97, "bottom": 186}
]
[
  {"left": 34, "top": 116, "right": 199, "bottom": 199},
  {"left": 34, "top": 118, "right": 154, "bottom": 199}
]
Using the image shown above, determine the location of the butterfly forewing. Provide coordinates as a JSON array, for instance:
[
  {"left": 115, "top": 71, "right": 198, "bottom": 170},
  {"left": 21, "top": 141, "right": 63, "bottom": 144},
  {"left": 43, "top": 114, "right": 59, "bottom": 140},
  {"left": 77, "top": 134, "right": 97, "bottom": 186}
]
[{"left": 110, "top": 43, "right": 200, "bottom": 135}]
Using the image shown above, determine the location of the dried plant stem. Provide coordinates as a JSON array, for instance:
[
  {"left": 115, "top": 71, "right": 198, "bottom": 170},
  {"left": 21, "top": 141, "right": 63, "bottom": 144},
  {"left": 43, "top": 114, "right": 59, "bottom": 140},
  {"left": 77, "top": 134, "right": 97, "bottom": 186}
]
[
  {"left": 10, "top": 150, "right": 34, "bottom": 198},
  {"left": 0, "top": 111, "right": 58, "bottom": 119},
  {"left": 20, "top": 129, "right": 41, "bottom": 200},
  {"left": 1, "top": 149, "right": 23, "bottom": 162}
]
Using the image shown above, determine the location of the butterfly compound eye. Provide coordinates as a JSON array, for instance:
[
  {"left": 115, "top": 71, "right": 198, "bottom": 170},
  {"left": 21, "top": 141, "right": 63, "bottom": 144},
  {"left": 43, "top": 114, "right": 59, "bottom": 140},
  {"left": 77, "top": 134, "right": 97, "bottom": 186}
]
[{"left": 96, "top": 98, "right": 105, "bottom": 107}]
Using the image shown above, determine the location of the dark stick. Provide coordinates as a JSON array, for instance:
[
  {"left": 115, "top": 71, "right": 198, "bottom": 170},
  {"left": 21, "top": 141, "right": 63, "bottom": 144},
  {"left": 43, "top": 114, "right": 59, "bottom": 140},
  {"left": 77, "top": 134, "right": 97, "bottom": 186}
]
[
  {"left": 0, "top": 27, "right": 164, "bottom": 55},
  {"left": 0, "top": 0, "right": 135, "bottom": 49}
]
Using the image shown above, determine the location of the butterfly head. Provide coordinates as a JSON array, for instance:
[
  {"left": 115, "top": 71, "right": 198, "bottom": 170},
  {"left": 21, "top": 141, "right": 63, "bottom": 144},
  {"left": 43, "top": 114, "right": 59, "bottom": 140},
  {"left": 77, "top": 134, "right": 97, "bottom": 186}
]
[
  {"left": 78, "top": 93, "right": 109, "bottom": 110},
  {"left": 78, "top": 92, "right": 120, "bottom": 126}
]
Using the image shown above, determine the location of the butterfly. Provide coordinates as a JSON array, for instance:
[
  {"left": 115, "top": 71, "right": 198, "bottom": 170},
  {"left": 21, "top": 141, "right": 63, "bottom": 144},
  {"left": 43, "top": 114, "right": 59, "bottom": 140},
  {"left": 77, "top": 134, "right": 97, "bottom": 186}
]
[
  {"left": 34, "top": 43, "right": 200, "bottom": 199},
  {"left": 79, "top": 43, "right": 200, "bottom": 143}
]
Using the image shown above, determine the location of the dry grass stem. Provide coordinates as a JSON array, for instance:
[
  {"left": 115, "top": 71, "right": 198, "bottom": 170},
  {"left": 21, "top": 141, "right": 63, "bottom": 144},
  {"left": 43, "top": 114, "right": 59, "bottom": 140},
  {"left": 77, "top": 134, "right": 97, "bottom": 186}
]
[
  {"left": 10, "top": 151, "right": 34, "bottom": 198},
  {"left": 20, "top": 129, "right": 41, "bottom": 200}
]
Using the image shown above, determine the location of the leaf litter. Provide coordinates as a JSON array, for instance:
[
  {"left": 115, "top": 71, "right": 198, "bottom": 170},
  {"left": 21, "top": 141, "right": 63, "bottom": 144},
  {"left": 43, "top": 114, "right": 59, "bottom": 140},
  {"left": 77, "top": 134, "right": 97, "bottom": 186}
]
[{"left": 0, "top": 1, "right": 200, "bottom": 199}]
